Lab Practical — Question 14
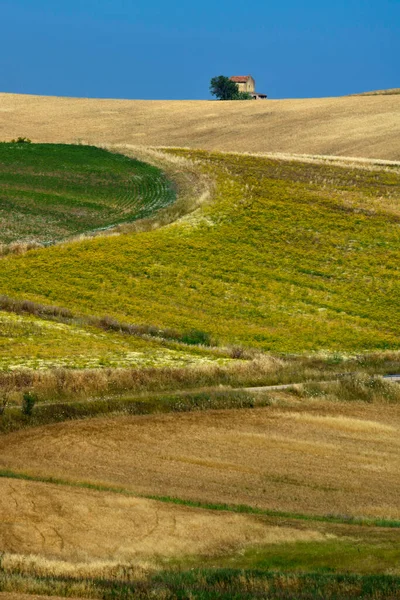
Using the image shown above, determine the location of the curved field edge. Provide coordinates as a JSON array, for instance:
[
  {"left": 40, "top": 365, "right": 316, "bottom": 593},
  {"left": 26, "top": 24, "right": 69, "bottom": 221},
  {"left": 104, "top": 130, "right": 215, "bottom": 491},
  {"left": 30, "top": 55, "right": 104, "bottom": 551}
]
[
  {"left": 0, "top": 144, "right": 178, "bottom": 249},
  {"left": 0, "top": 145, "right": 213, "bottom": 257},
  {"left": 2, "top": 398, "right": 399, "bottom": 520},
  {"left": 1, "top": 469, "right": 399, "bottom": 529},
  {"left": 0, "top": 149, "right": 399, "bottom": 353}
]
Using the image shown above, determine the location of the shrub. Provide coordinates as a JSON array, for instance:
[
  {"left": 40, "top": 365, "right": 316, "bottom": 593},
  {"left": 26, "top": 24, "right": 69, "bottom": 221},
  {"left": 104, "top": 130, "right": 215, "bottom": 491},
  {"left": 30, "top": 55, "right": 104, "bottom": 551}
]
[
  {"left": 11, "top": 137, "right": 32, "bottom": 144},
  {"left": 0, "top": 394, "right": 9, "bottom": 416},
  {"left": 22, "top": 391, "right": 38, "bottom": 416},
  {"left": 234, "top": 91, "right": 253, "bottom": 100},
  {"left": 181, "top": 329, "right": 212, "bottom": 346}
]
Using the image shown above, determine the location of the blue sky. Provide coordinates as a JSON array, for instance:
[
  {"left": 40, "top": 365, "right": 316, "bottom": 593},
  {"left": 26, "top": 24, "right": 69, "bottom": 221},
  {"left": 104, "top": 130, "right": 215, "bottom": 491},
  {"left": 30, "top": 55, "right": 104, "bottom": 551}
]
[{"left": 0, "top": 0, "right": 398, "bottom": 99}]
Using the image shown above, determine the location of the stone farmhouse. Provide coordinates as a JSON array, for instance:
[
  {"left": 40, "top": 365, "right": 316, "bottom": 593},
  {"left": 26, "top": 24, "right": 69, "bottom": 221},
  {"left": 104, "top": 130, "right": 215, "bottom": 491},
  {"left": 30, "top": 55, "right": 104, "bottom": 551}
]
[{"left": 229, "top": 75, "right": 267, "bottom": 99}]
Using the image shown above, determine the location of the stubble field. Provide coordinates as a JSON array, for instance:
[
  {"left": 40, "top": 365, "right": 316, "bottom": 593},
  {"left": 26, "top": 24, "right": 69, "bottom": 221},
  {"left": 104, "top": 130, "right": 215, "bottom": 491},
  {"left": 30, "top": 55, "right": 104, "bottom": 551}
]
[
  {"left": 1, "top": 92, "right": 400, "bottom": 160},
  {"left": 2, "top": 401, "right": 399, "bottom": 519}
]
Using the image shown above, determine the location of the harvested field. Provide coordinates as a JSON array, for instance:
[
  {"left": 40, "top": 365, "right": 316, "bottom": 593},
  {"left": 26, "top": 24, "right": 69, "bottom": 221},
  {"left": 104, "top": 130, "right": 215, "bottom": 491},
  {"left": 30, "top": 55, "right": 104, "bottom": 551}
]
[
  {"left": 0, "top": 478, "right": 327, "bottom": 563},
  {"left": 1, "top": 93, "right": 400, "bottom": 160},
  {"left": 1, "top": 401, "right": 399, "bottom": 520}
]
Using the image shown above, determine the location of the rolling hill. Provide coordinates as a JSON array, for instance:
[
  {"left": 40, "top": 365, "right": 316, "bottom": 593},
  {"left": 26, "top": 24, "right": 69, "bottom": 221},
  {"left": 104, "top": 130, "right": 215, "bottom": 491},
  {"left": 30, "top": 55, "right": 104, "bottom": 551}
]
[
  {"left": 0, "top": 130, "right": 400, "bottom": 598},
  {"left": 1, "top": 146, "right": 399, "bottom": 352},
  {"left": 1, "top": 92, "right": 400, "bottom": 160}
]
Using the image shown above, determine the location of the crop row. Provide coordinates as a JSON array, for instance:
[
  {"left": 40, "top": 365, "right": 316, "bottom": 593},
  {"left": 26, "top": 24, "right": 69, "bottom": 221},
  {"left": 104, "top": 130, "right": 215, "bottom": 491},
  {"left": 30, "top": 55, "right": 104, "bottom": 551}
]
[{"left": 0, "top": 143, "right": 176, "bottom": 244}]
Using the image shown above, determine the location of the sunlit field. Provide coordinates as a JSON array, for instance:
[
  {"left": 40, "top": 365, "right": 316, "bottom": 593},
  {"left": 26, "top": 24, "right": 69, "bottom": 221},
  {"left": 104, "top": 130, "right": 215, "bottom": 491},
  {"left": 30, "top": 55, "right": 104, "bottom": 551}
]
[
  {"left": 0, "top": 143, "right": 175, "bottom": 245},
  {"left": 1, "top": 143, "right": 399, "bottom": 600},
  {"left": 1, "top": 148, "right": 399, "bottom": 352},
  {"left": 1, "top": 92, "right": 400, "bottom": 160}
]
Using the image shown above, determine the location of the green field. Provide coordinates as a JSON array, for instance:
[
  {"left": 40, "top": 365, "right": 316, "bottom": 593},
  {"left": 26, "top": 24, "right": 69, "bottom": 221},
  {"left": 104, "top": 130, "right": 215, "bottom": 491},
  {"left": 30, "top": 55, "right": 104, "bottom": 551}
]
[
  {"left": 0, "top": 147, "right": 399, "bottom": 352},
  {"left": 0, "top": 143, "right": 175, "bottom": 244}
]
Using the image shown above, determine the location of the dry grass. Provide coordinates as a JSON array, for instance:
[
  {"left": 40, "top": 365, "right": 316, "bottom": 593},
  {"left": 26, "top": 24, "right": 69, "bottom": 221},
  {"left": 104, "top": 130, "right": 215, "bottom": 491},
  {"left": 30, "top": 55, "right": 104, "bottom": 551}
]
[
  {"left": 353, "top": 89, "right": 400, "bottom": 96},
  {"left": 1, "top": 93, "right": 400, "bottom": 160},
  {"left": 0, "top": 596, "right": 85, "bottom": 600},
  {"left": 1, "top": 400, "right": 399, "bottom": 520},
  {"left": 0, "top": 478, "right": 328, "bottom": 564}
]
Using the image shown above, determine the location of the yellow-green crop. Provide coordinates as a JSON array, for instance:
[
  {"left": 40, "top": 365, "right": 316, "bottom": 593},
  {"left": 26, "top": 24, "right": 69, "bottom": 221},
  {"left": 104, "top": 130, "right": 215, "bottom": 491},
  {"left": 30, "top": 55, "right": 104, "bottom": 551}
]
[
  {"left": 0, "top": 312, "right": 227, "bottom": 371},
  {"left": 0, "top": 149, "right": 399, "bottom": 353}
]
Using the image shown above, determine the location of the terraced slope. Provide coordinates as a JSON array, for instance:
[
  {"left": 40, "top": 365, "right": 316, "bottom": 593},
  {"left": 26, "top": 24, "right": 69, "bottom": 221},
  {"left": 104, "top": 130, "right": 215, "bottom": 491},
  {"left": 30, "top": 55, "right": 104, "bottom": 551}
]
[
  {"left": 0, "top": 143, "right": 175, "bottom": 244},
  {"left": 1, "top": 92, "right": 400, "bottom": 160},
  {"left": 1, "top": 149, "right": 399, "bottom": 352}
]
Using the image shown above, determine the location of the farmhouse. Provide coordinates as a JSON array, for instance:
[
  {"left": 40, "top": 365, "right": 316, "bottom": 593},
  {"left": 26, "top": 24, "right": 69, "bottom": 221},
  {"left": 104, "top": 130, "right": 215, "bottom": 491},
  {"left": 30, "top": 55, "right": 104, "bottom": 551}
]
[{"left": 230, "top": 75, "right": 267, "bottom": 99}]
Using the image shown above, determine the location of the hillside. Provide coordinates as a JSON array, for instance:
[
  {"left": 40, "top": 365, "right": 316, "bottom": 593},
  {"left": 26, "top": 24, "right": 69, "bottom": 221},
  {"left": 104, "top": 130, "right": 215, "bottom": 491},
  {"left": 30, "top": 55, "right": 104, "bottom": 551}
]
[
  {"left": 1, "top": 146, "right": 399, "bottom": 352},
  {"left": 2, "top": 393, "right": 400, "bottom": 597},
  {"left": 1, "top": 92, "right": 400, "bottom": 160},
  {"left": 353, "top": 88, "right": 400, "bottom": 96},
  {"left": 1, "top": 143, "right": 400, "bottom": 600}
]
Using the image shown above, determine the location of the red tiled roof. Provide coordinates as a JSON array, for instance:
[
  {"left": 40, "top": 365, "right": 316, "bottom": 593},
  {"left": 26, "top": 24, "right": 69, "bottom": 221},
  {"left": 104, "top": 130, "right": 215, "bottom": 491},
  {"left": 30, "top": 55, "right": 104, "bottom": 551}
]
[{"left": 230, "top": 76, "right": 251, "bottom": 83}]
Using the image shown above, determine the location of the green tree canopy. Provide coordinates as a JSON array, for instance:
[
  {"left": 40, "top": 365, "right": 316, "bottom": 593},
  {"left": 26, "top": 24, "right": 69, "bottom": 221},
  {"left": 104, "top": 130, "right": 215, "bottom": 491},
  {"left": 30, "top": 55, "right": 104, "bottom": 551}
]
[{"left": 210, "top": 76, "right": 240, "bottom": 100}]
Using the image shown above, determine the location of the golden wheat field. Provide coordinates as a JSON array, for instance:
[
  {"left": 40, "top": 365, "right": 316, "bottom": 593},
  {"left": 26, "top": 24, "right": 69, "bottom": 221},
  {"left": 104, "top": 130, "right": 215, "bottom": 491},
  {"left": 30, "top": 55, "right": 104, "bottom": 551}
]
[
  {"left": 1, "top": 93, "right": 400, "bottom": 159},
  {"left": 1, "top": 478, "right": 328, "bottom": 563},
  {"left": 2, "top": 400, "right": 399, "bottom": 520}
]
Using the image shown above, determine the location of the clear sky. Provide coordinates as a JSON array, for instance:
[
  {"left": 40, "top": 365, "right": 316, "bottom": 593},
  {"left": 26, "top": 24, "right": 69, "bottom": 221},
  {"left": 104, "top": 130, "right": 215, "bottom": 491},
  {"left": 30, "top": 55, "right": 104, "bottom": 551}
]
[{"left": 1, "top": 0, "right": 398, "bottom": 100}]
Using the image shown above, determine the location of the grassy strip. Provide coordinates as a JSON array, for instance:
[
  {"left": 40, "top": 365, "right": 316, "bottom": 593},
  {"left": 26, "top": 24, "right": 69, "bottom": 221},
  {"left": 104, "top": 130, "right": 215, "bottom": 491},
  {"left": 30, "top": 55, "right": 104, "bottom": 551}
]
[
  {"left": 0, "top": 333, "right": 399, "bottom": 403},
  {"left": 0, "top": 390, "right": 260, "bottom": 433},
  {"left": 206, "top": 538, "right": 400, "bottom": 574},
  {"left": 145, "top": 495, "right": 400, "bottom": 529},
  {"left": 1, "top": 569, "right": 400, "bottom": 599},
  {"left": 0, "top": 293, "right": 222, "bottom": 349},
  {"left": 1, "top": 468, "right": 398, "bottom": 529},
  {"left": 3, "top": 369, "right": 400, "bottom": 428},
  {"left": 1, "top": 373, "right": 399, "bottom": 433}
]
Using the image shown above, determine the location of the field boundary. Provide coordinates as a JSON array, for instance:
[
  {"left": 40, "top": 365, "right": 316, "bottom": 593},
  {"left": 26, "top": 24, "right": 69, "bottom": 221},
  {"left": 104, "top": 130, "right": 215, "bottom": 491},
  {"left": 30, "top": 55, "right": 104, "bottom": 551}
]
[
  {"left": 1, "top": 468, "right": 398, "bottom": 529},
  {"left": 156, "top": 146, "right": 400, "bottom": 171},
  {"left": 0, "top": 145, "right": 214, "bottom": 257}
]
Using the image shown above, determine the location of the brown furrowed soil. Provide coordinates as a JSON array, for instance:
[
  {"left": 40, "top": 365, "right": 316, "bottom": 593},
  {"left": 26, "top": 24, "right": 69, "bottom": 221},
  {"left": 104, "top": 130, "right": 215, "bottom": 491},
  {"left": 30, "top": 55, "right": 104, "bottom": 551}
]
[
  {"left": 1, "top": 400, "right": 399, "bottom": 520},
  {"left": 0, "top": 478, "right": 327, "bottom": 563},
  {"left": 1, "top": 93, "right": 400, "bottom": 160}
]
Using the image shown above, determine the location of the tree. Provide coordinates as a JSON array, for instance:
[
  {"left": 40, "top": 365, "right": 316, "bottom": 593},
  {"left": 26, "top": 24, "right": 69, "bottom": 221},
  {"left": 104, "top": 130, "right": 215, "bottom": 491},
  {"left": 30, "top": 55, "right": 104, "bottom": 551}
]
[
  {"left": 236, "top": 91, "right": 253, "bottom": 100},
  {"left": 210, "top": 76, "right": 240, "bottom": 100}
]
